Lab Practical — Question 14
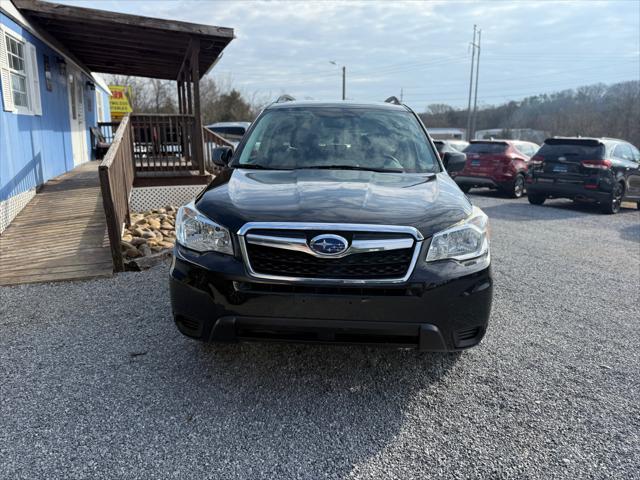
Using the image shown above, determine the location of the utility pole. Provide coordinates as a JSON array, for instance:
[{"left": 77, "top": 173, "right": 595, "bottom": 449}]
[
  {"left": 342, "top": 66, "right": 346, "bottom": 100},
  {"left": 400, "top": 87, "right": 403, "bottom": 103},
  {"left": 331, "top": 61, "right": 346, "bottom": 100},
  {"left": 465, "top": 25, "right": 478, "bottom": 141},
  {"left": 471, "top": 29, "right": 481, "bottom": 139}
]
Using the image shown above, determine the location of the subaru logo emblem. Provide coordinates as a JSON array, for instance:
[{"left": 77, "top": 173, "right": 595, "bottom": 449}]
[{"left": 309, "top": 234, "right": 348, "bottom": 256}]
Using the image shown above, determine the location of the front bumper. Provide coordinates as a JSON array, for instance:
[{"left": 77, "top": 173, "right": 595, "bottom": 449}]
[
  {"left": 527, "top": 180, "right": 611, "bottom": 202},
  {"left": 169, "top": 245, "right": 493, "bottom": 352}
]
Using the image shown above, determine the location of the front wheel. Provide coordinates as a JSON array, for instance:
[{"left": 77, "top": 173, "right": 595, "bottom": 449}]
[
  {"left": 528, "top": 193, "right": 546, "bottom": 205},
  {"left": 459, "top": 184, "right": 471, "bottom": 194},
  {"left": 601, "top": 182, "right": 624, "bottom": 214},
  {"left": 509, "top": 174, "right": 526, "bottom": 198}
]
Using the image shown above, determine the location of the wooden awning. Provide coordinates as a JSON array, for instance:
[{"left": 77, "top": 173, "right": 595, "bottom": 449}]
[{"left": 12, "top": 0, "right": 234, "bottom": 79}]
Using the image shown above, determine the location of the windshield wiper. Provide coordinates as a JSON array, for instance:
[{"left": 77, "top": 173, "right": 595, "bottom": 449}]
[{"left": 296, "top": 165, "right": 405, "bottom": 173}]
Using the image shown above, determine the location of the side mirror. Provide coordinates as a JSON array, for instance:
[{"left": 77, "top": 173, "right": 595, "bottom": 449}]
[
  {"left": 443, "top": 151, "right": 466, "bottom": 173},
  {"left": 211, "top": 146, "right": 233, "bottom": 167}
]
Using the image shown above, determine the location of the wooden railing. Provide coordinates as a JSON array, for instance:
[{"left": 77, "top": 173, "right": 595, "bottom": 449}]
[
  {"left": 100, "top": 116, "right": 236, "bottom": 178},
  {"left": 99, "top": 114, "right": 135, "bottom": 272},
  {"left": 203, "top": 126, "right": 235, "bottom": 174},
  {"left": 97, "top": 121, "right": 120, "bottom": 144},
  {"left": 130, "top": 114, "right": 198, "bottom": 174}
]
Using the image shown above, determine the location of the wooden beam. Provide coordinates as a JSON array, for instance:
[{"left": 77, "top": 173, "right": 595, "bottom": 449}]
[
  {"left": 41, "top": 23, "right": 194, "bottom": 50},
  {"left": 191, "top": 37, "right": 205, "bottom": 176},
  {"left": 41, "top": 31, "right": 192, "bottom": 56}
]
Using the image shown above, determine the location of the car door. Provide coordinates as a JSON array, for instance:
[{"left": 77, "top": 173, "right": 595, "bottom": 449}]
[{"left": 619, "top": 143, "right": 640, "bottom": 199}]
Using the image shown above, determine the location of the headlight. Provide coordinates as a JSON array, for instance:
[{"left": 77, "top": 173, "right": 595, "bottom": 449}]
[
  {"left": 175, "top": 202, "right": 233, "bottom": 254},
  {"left": 426, "top": 206, "right": 489, "bottom": 262}
]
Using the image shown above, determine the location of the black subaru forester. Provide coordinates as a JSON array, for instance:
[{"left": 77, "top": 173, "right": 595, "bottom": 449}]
[{"left": 170, "top": 100, "right": 492, "bottom": 351}]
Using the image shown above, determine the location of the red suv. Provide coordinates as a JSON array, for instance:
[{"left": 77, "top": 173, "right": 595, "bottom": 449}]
[{"left": 452, "top": 140, "right": 539, "bottom": 198}]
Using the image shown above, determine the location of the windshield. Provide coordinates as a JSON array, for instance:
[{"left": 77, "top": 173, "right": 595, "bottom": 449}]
[{"left": 234, "top": 107, "right": 440, "bottom": 173}]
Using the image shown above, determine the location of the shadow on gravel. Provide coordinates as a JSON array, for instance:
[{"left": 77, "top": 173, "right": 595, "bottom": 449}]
[
  {"left": 619, "top": 223, "right": 640, "bottom": 242},
  {"left": 168, "top": 341, "right": 462, "bottom": 475},
  {"left": 466, "top": 188, "right": 509, "bottom": 199},
  {"left": 480, "top": 199, "right": 639, "bottom": 221}
]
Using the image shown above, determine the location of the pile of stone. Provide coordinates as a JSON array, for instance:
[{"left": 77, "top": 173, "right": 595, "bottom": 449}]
[{"left": 121, "top": 206, "right": 178, "bottom": 259}]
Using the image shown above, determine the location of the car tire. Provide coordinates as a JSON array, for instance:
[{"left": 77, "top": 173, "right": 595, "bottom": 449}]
[
  {"left": 509, "top": 174, "right": 525, "bottom": 198},
  {"left": 527, "top": 193, "right": 546, "bottom": 205},
  {"left": 459, "top": 185, "right": 471, "bottom": 193},
  {"left": 601, "top": 182, "right": 624, "bottom": 214}
]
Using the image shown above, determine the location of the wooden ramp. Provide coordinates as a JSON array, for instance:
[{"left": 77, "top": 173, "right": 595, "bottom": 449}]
[{"left": 0, "top": 161, "right": 113, "bottom": 286}]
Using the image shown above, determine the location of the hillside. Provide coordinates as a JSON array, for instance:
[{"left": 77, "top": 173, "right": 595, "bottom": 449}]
[{"left": 419, "top": 81, "right": 640, "bottom": 146}]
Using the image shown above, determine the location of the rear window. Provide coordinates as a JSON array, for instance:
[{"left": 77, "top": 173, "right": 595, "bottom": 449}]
[
  {"left": 538, "top": 142, "right": 604, "bottom": 162},
  {"left": 464, "top": 143, "right": 507, "bottom": 154}
]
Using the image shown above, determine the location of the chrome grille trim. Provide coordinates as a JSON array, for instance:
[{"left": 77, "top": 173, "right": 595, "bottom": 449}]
[
  {"left": 238, "top": 222, "right": 423, "bottom": 285},
  {"left": 246, "top": 233, "right": 415, "bottom": 259}
]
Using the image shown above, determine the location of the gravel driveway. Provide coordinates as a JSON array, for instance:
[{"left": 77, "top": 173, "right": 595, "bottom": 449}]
[{"left": 1, "top": 194, "right": 639, "bottom": 479}]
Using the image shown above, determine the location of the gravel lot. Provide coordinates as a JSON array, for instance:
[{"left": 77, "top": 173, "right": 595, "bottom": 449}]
[{"left": 1, "top": 193, "right": 639, "bottom": 479}]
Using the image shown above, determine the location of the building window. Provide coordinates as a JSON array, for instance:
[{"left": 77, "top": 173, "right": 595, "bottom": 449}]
[
  {"left": 5, "top": 34, "right": 29, "bottom": 108},
  {"left": 1, "top": 26, "right": 42, "bottom": 115}
]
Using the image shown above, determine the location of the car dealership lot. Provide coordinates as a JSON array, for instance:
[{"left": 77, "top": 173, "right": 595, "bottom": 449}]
[{"left": 1, "top": 194, "right": 638, "bottom": 479}]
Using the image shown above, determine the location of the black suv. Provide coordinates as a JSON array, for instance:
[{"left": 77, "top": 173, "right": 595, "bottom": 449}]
[
  {"left": 527, "top": 137, "right": 640, "bottom": 213},
  {"left": 170, "top": 101, "right": 492, "bottom": 352}
]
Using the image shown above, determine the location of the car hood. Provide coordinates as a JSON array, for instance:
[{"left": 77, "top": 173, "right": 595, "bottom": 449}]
[{"left": 196, "top": 169, "right": 472, "bottom": 238}]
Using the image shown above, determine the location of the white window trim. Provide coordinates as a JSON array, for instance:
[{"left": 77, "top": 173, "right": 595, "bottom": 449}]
[
  {"left": 96, "top": 89, "right": 104, "bottom": 123},
  {"left": 0, "top": 25, "right": 41, "bottom": 116}
]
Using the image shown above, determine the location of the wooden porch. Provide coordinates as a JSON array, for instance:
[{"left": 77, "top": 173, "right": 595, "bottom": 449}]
[
  {"left": 0, "top": 0, "right": 237, "bottom": 283},
  {"left": 0, "top": 162, "right": 113, "bottom": 286}
]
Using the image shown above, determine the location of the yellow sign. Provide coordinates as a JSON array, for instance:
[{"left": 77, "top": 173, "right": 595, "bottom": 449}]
[{"left": 108, "top": 85, "right": 132, "bottom": 120}]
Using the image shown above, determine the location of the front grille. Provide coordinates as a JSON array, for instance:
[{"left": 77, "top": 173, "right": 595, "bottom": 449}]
[{"left": 246, "top": 243, "right": 414, "bottom": 279}]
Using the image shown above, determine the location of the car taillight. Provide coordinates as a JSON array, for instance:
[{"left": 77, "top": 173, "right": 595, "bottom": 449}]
[
  {"left": 530, "top": 155, "right": 544, "bottom": 166},
  {"left": 581, "top": 159, "right": 612, "bottom": 170}
]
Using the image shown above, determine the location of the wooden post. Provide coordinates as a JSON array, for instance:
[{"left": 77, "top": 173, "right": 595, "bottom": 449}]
[
  {"left": 190, "top": 37, "right": 205, "bottom": 175},
  {"left": 186, "top": 68, "right": 193, "bottom": 115}
]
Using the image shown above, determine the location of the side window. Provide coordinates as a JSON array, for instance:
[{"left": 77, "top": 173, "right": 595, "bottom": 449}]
[
  {"left": 614, "top": 144, "right": 633, "bottom": 161},
  {"left": 516, "top": 143, "right": 533, "bottom": 157}
]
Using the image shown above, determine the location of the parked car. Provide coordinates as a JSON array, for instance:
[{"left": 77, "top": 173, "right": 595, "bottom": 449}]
[
  {"left": 170, "top": 100, "right": 492, "bottom": 352},
  {"left": 205, "top": 121, "right": 251, "bottom": 147},
  {"left": 433, "top": 140, "right": 467, "bottom": 175},
  {"left": 527, "top": 137, "right": 640, "bottom": 213},
  {"left": 453, "top": 139, "right": 539, "bottom": 198}
]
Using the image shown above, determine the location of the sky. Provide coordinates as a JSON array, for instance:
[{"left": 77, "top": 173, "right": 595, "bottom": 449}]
[{"left": 59, "top": 0, "right": 640, "bottom": 112}]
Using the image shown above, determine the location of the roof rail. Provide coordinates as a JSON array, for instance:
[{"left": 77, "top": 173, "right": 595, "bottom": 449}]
[
  {"left": 276, "top": 94, "right": 296, "bottom": 103},
  {"left": 384, "top": 96, "right": 401, "bottom": 105}
]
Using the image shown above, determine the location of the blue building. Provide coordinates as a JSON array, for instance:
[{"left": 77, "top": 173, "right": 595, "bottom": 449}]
[{"left": 0, "top": 1, "right": 111, "bottom": 233}]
